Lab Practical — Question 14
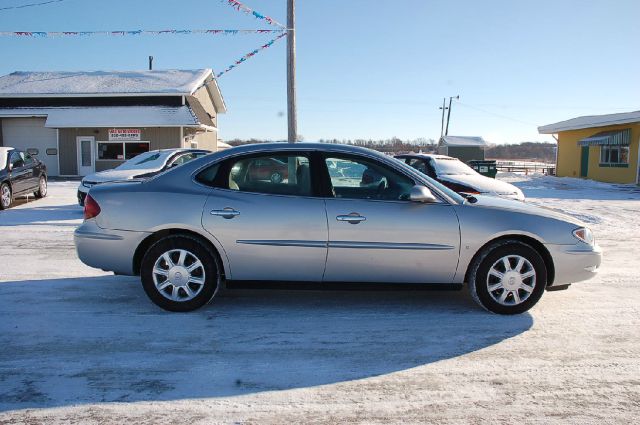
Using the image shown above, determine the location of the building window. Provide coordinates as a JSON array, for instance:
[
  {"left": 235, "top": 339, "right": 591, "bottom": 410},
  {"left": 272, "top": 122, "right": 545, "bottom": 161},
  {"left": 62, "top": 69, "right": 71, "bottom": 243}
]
[
  {"left": 600, "top": 146, "right": 629, "bottom": 166},
  {"left": 97, "top": 141, "right": 150, "bottom": 161},
  {"left": 125, "top": 142, "right": 150, "bottom": 160}
]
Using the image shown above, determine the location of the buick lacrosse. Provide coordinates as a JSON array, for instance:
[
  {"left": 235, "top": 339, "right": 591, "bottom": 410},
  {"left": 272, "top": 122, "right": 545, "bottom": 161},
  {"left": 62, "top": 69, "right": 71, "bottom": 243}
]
[{"left": 75, "top": 143, "right": 601, "bottom": 314}]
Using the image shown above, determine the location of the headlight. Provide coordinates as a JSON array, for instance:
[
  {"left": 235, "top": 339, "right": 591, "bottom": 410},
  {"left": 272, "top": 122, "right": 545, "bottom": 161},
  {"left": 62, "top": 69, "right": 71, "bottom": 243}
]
[{"left": 573, "top": 227, "right": 594, "bottom": 245}]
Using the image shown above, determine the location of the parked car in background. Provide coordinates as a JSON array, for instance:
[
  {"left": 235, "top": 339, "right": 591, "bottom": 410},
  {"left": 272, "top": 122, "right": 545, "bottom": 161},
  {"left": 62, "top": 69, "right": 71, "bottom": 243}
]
[
  {"left": 245, "top": 157, "right": 289, "bottom": 183},
  {"left": 77, "top": 148, "right": 210, "bottom": 205},
  {"left": 0, "top": 147, "right": 47, "bottom": 210},
  {"left": 75, "top": 143, "right": 601, "bottom": 315},
  {"left": 395, "top": 153, "right": 525, "bottom": 201}
]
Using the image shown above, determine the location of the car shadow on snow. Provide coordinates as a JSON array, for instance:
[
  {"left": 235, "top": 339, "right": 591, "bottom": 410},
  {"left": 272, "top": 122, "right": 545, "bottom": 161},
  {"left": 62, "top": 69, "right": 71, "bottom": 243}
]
[
  {"left": 0, "top": 204, "right": 82, "bottom": 226},
  {"left": 0, "top": 275, "right": 533, "bottom": 411}
]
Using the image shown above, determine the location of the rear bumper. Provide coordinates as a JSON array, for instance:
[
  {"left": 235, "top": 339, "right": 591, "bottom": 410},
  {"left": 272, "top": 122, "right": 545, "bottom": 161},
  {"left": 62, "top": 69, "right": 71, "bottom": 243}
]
[
  {"left": 546, "top": 243, "right": 602, "bottom": 286},
  {"left": 74, "top": 220, "right": 150, "bottom": 275}
]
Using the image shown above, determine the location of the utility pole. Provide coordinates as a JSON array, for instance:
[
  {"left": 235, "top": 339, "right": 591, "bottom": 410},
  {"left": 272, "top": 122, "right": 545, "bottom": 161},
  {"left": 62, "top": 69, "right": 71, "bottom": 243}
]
[
  {"left": 287, "top": 0, "right": 297, "bottom": 143},
  {"left": 439, "top": 98, "right": 448, "bottom": 139},
  {"left": 444, "top": 95, "right": 459, "bottom": 136}
]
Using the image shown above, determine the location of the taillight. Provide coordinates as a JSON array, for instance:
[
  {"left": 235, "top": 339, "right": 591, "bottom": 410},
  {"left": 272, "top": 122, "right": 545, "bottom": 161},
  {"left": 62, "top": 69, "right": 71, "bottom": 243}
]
[{"left": 84, "top": 194, "right": 101, "bottom": 220}]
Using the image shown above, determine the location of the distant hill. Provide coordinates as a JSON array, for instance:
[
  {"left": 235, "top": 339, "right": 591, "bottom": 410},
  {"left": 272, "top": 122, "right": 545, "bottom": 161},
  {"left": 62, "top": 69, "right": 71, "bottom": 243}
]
[{"left": 486, "top": 142, "right": 557, "bottom": 163}]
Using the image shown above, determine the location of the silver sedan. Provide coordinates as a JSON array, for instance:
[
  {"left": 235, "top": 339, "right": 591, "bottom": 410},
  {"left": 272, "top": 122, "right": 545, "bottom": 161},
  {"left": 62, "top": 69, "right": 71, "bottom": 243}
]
[{"left": 74, "top": 143, "right": 602, "bottom": 314}]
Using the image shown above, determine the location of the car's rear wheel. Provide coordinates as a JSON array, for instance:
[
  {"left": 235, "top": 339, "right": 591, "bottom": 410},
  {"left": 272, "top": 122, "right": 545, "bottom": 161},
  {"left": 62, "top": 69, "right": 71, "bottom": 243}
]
[
  {"left": 140, "top": 235, "right": 220, "bottom": 312},
  {"left": 468, "top": 240, "right": 547, "bottom": 315},
  {"left": 34, "top": 175, "right": 47, "bottom": 198},
  {"left": 0, "top": 183, "right": 12, "bottom": 210}
]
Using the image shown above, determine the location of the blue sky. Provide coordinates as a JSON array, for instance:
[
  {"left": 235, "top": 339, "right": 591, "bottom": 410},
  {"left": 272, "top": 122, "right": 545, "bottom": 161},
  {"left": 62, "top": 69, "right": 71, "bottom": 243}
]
[{"left": 0, "top": 0, "right": 638, "bottom": 144}]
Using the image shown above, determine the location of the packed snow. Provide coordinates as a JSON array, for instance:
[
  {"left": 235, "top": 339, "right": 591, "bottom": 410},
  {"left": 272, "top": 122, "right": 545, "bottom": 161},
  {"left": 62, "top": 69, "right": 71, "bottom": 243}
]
[{"left": 0, "top": 175, "right": 639, "bottom": 424}]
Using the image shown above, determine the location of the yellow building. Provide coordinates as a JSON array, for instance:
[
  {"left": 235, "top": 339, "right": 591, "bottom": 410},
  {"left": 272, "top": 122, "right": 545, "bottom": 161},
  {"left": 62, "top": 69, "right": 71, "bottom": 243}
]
[{"left": 539, "top": 111, "right": 640, "bottom": 184}]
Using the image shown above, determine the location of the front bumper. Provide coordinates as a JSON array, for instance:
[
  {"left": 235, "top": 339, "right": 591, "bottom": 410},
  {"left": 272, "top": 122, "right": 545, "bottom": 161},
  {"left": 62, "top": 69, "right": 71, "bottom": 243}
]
[
  {"left": 74, "top": 220, "right": 150, "bottom": 275},
  {"left": 546, "top": 243, "right": 602, "bottom": 287}
]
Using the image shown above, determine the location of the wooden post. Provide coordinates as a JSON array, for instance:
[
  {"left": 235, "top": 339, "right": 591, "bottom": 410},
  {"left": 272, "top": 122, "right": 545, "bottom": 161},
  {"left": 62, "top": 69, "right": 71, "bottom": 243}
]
[
  {"left": 148, "top": 56, "right": 153, "bottom": 71},
  {"left": 439, "top": 98, "right": 447, "bottom": 139},
  {"left": 445, "top": 95, "right": 458, "bottom": 136},
  {"left": 287, "top": 0, "right": 297, "bottom": 143}
]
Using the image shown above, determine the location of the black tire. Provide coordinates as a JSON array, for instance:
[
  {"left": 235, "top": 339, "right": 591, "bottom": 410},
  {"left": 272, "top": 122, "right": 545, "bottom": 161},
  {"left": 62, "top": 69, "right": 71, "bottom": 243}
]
[
  {"left": 468, "top": 240, "right": 547, "bottom": 315},
  {"left": 140, "top": 235, "right": 220, "bottom": 312},
  {"left": 34, "top": 175, "right": 47, "bottom": 198},
  {"left": 0, "top": 182, "right": 12, "bottom": 210}
]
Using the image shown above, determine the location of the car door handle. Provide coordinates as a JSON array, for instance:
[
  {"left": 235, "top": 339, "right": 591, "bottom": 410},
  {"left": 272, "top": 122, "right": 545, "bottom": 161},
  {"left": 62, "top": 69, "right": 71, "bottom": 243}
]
[
  {"left": 210, "top": 208, "right": 240, "bottom": 219},
  {"left": 336, "top": 213, "right": 366, "bottom": 224}
]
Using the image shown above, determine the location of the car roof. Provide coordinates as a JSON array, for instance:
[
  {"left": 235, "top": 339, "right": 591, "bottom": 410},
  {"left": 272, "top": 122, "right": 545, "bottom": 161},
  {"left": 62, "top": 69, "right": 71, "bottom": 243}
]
[
  {"left": 395, "top": 153, "right": 456, "bottom": 160},
  {"left": 218, "top": 142, "right": 392, "bottom": 157}
]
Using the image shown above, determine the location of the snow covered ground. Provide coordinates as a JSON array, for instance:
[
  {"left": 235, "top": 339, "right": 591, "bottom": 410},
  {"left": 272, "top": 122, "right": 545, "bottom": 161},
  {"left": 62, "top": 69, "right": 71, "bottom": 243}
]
[{"left": 1, "top": 176, "right": 639, "bottom": 424}]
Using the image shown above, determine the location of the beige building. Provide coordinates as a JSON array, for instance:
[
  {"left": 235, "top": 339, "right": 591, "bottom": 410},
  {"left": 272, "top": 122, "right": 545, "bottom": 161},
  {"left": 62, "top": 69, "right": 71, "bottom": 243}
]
[{"left": 0, "top": 69, "right": 226, "bottom": 176}]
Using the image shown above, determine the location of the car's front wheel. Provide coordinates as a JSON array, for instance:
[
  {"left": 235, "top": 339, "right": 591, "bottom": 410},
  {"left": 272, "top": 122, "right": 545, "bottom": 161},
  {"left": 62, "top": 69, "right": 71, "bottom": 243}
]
[
  {"left": 140, "top": 235, "right": 220, "bottom": 312},
  {"left": 0, "top": 183, "right": 12, "bottom": 210},
  {"left": 468, "top": 240, "right": 547, "bottom": 315},
  {"left": 34, "top": 175, "right": 47, "bottom": 198}
]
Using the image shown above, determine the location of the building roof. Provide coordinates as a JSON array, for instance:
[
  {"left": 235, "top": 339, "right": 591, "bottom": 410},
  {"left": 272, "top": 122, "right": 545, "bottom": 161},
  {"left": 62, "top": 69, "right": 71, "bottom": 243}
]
[
  {"left": 439, "top": 136, "right": 488, "bottom": 147},
  {"left": 0, "top": 106, "right": 213, "bottom": 129},
  {"left": 0, "top": 69, "right": 227, "bottom": 113},
  {"left": 185, "top": 95, "right": 214, "bottom": 127},
  {"left": 538, "top": 110, "right": 640, "bottom": 134}
]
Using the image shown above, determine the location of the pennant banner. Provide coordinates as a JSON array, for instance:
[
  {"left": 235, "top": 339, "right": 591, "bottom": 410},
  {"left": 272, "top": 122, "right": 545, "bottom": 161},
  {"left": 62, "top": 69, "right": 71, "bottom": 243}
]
[
  {"left": 216, "top": 31, "right": 287, "bottom": 78},
  {"left": 0, "top": 29, "right": 286, "bottom": 38},
  {"left": 0, "top": 0, "right": 66, "bottom": 12},
  {"left": 220, "top": 0, "right": 286, "bottom": 29}
]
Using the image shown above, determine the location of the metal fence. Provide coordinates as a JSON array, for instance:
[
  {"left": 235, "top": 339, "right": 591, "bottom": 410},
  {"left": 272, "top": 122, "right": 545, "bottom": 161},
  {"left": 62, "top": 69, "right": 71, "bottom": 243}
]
[{"left": 493, "top": 160, "right": 556, "bottom": 176}]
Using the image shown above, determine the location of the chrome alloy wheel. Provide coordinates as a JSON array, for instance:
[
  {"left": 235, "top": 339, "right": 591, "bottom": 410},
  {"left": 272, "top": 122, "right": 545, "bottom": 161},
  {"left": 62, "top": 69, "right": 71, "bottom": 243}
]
[
  {"left": 152, "top": 249, "right": 206, "bottom": 302},
  {"left": 486, "top": 255, "right": 536, "bottom": 306},
  {"left": 1, "top": 185, "right": 11, "bottom": 208}
]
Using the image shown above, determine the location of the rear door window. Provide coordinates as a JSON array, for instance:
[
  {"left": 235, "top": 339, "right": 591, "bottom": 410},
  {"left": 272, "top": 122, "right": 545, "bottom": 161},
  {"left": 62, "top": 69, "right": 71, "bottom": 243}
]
[{"left": 222, "top": 154, "right": 312, "bottom": 197}]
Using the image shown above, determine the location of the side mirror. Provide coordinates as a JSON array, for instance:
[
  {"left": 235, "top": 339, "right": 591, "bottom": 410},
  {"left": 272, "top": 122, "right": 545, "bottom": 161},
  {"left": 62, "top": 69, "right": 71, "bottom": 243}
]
[{"left": 409, "top": 185, "right": 438, "bottom": 203}]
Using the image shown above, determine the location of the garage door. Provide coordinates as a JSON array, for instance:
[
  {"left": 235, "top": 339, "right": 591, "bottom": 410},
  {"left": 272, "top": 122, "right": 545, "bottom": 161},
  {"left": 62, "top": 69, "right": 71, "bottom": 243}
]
[{"left": 2, "top": 118, "right": 59, "bottom": 176}]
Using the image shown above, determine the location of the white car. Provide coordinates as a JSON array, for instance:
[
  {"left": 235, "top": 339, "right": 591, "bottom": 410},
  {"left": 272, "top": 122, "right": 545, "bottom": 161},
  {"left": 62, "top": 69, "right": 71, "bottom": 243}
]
[
  {"left": 396, "top": 154, "right": 525, "bottom": 201},
  {"left": 77, "top": 149, "right": 209, "bottom": 205}
]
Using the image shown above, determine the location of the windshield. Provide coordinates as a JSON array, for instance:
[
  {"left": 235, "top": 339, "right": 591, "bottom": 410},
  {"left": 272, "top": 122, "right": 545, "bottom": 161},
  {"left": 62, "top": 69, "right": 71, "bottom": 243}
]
[
  {"left": 115, "top": 151, "right": 171, "bottom": 171},
  {"left": 434, "top": 158, "right": 476, "bottom": 175}
]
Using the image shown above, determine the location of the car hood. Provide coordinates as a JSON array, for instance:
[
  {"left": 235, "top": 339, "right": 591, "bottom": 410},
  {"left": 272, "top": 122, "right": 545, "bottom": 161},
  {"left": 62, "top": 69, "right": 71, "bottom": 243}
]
[
  {"left": 83, "top": 168, "right": 158, "bottom": 183},
  {"left": 468, "top": 194, "right": 585, "bottom": 227},
  {"left": 439, "top": 173, "right": 520, "bottom": 194}
]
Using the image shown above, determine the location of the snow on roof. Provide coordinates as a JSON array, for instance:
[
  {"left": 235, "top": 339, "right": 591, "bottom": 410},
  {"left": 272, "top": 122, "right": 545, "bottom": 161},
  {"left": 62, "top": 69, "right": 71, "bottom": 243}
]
[
  {"left": 0, "top": 106, "right": 206, "bottom": 128},
  {"left": 538, "top": 110, "right": 640, "bottom": 134},
  {"left": 0, "top": 69, "right": 212, "bottom": 97},
  {"left": 439, "top": 136, "right": 488, "bottom": 146}
]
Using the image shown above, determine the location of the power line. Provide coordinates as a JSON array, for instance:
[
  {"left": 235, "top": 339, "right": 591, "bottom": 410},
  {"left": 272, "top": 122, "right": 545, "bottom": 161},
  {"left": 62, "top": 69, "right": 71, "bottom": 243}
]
[
  {"left": 455, "top": 101, "right": 539, "bottom": 127},
  {"left": 0, "top": 0, "right": 68, "bottom": 12}
]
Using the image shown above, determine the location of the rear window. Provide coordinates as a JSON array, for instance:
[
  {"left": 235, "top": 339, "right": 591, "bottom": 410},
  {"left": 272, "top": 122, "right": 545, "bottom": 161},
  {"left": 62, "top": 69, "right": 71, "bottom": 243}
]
[{"left": 195, "top": 163, "right": 221, "bottom": 186}]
